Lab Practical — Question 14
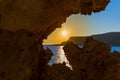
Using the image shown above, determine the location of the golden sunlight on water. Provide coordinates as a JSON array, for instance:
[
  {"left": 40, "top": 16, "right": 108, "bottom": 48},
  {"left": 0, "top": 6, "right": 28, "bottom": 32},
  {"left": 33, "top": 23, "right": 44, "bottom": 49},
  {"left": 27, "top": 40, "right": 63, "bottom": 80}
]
[{"left": 47, "top": 46, "right": 72, "bottom": 70}]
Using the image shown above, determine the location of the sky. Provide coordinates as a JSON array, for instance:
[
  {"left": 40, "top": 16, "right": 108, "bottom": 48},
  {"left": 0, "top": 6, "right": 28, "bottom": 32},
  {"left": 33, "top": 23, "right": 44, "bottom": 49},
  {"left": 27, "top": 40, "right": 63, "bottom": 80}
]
[{"left": 43, "top": 0, "right": 120, "bottom": 45}]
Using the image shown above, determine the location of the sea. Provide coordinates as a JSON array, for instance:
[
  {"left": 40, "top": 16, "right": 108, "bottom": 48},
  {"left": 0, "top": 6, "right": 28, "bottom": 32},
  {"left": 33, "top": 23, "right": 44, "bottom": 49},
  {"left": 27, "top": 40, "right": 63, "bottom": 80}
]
[{"left": 43, "top": 46, "right": 120, "bottom": 68}]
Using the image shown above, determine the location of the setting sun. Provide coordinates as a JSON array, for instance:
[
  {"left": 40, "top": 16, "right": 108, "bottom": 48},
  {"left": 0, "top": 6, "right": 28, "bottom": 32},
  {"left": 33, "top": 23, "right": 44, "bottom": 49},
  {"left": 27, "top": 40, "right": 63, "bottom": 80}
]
[{"left": 62, "top": 30, "right": 67, "bottom": 36}]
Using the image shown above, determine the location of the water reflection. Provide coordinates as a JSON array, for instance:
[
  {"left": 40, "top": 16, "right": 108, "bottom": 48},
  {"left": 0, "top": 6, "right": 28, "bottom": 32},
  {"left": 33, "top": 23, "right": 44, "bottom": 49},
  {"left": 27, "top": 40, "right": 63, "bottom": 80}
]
[{"left": 44, "top": 46, "right": 72, "bottom": 69}]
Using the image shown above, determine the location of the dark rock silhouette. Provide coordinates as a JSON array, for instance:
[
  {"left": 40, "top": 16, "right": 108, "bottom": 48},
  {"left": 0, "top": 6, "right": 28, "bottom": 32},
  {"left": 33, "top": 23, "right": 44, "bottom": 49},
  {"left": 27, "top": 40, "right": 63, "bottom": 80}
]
[
  {"left": 62, "top": 32, "right": 120, "bottom": 46},
  {"left": 0, "top": 0, "right": 110, "bottom": 80},
  {"left": 63, "top": 37, "right": 120, "bottom": 80},
  {"left": 62, "top": 36, "right": 86, "bottom": 45},
  {"left": 93, "top": 32, "right": 120, "bottom": 46},
  {"left": 42, "top": 62, "right": 74, "bottom": 80},
  {"left": 37, "top": 37, "right": 120, "bottom": 80}
]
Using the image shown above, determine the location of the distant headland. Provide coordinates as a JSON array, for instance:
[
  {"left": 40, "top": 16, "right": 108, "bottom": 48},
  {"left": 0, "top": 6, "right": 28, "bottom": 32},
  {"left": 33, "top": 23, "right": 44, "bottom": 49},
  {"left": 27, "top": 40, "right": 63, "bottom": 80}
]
[{"left": 61, "top": 32, "right": 120, "bottom": 46}]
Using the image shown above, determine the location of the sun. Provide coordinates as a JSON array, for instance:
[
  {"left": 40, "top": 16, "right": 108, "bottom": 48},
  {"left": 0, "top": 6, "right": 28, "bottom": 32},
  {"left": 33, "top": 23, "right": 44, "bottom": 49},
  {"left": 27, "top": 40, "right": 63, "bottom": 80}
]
[{"left": 62, "top": 30, "right": 67, "bottom": 36}]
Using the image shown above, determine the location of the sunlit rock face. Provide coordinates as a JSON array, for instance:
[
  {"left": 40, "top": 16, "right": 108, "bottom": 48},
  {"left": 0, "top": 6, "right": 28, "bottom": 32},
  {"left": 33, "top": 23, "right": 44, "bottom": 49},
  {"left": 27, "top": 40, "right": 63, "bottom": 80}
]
[{"left": 0, "top": 0, "right": 110, "bottom": 80}]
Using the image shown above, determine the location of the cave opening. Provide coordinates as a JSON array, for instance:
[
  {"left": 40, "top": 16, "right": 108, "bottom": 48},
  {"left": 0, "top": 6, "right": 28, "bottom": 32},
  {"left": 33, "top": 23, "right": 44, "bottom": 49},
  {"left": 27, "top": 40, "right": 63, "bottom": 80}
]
[
  {"left": 43, "top": 14, "right": 91, "bottom": 45},
  {"left": 43, "top": 14, "right": 91, "bottom": 69},
  {"left": 0, "top": 0, "right": 113, "bottom": 80},
  {"left": 42, "top": 1, "right": 120, "bottom": 68}
]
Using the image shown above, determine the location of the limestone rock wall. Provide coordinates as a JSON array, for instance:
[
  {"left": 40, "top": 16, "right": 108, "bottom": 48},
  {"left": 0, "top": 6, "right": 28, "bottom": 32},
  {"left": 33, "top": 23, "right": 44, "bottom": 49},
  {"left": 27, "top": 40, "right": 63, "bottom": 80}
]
[
  {"left": 0, "top": 0, "right": 110, "bottom": 32},
  {"left": 0, "top": 0, "right": 110, "bottom": 80},
  {"left": 63, "top": 37, "right": 120, "bottom": 80},
  {"left": 0, "top": 29, "right": 45, "bottom": 80},
  {"left": 38, "top": 37, "right": 120, "bottom": 80}
]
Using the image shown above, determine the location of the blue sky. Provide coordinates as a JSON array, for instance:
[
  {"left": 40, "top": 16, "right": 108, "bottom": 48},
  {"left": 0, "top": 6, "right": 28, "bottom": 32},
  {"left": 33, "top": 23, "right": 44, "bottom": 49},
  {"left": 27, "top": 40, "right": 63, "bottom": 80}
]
[
  {"left": 89, "top": 0, "right": 120, "bottom": 34},
  {"left": 44, "top": 0, "right": 120, "bottom": 44},
  {"left": 63, "top": 0, "right": 120, "bottom": 36}
]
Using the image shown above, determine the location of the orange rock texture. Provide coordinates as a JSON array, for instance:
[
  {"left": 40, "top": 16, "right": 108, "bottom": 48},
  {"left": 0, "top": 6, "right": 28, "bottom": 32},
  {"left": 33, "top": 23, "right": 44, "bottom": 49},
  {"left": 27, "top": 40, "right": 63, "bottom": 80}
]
[
  {"left": 42, "top": 37, "right": 120, "bottom": 80},
  {"left": 0, "top": 0, "right": 110, "bottom": 80},
  {"left": 63, "top": 37, "right": 120, "bottom": 80}
]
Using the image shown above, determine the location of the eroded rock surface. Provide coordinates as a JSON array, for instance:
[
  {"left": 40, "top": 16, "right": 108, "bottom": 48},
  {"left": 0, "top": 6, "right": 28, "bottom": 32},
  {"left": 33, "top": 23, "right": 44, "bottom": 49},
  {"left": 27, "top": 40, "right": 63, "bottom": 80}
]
[
  {"left": 0, "top": 0, "right": 110, "bottom": 32},
  {"left": 0, "top": 29, "right": 52, "bottom": 80},
  {"left": 0, "top": 0, "right": 110, "bottom": 80},
  {"left": 39, "top": 37, "right": 120, "bottom": 80},
  {"left": 62, "top": 37, "right": 120, "bottom": 80}
]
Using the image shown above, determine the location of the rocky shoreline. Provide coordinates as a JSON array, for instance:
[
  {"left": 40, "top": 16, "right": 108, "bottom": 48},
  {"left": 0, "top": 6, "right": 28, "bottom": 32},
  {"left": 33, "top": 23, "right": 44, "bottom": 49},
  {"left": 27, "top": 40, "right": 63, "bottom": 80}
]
[
  {"left": 42, "top": 37, "right": 120, "bottom": 80},
  {"left": 0, "top": 0, "right": 110, "bottom": 80}
]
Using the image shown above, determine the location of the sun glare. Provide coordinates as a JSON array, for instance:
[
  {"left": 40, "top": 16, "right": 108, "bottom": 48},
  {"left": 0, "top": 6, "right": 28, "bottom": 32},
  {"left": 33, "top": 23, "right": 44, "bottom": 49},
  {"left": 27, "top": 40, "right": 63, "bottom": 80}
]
[{"left": 62, "top": 30, "right": 67, "bottom": 36}]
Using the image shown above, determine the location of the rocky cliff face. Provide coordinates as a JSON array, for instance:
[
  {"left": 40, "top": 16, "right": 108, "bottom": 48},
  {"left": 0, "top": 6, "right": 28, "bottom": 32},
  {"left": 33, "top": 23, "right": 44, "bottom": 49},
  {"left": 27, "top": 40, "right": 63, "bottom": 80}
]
[
  {"left": 63, "top": 37, "right": 120, "bottom": 80},
  {"left": 63, "top": 32, "right": 120, "bottom": 46},
  {"left": 0, "top": 0, "right": 110, "bottom": 80},
  {"left": 0, "top": 0, "right": 110, "bottom": 32},
  {"left": 43, "top": 37, "right": 120, "bottom": 80}
]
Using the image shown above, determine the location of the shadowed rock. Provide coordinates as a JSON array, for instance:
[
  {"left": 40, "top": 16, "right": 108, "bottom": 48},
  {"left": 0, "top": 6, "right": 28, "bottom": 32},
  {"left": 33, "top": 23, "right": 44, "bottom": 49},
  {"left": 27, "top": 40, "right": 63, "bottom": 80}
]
[
  {"left": 38, "top": 37, "right": 120, "bottom": 80},
  {"left": 62, "top": 37, "right": 120, "bottom": 80},
  {"left": 0, "top": 0, "right": 110, "bottom": 80},
  {"left": 62, "top": 32, "right": 120, "bottom": 46},
  {"left": 0, "top": 0, "right": 110, "bottom": 32}
]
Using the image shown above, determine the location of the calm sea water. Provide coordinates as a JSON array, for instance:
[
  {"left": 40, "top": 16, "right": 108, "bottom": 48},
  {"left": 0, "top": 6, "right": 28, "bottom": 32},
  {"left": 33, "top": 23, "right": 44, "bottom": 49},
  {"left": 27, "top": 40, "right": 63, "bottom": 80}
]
[
  {"left": 44, "top": 46, "right": 72, "bottom": 68},
  {"left": 44, "top": 46, "right": 120, "bottom": 67},
  {"left": 111, "top": 46, "right": 120, "bottom": 52}
]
